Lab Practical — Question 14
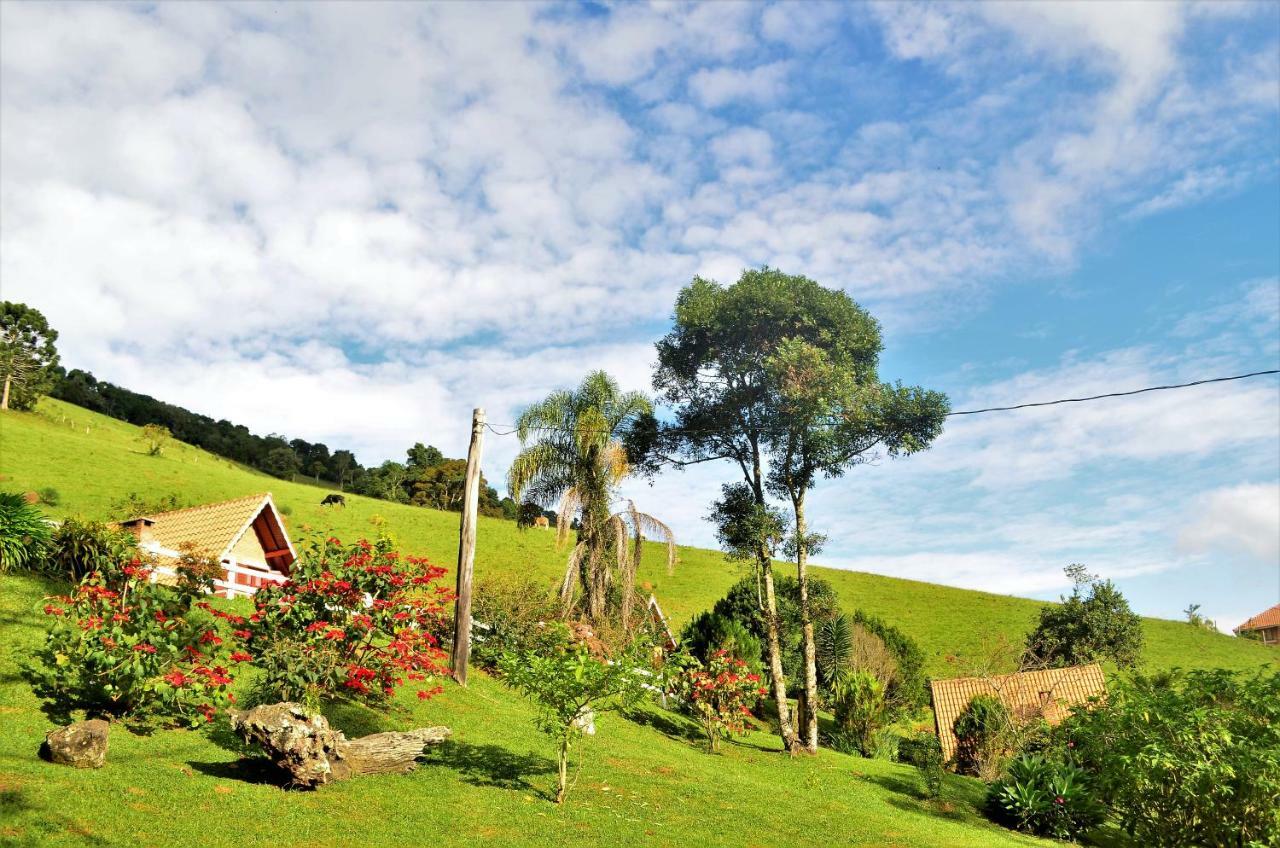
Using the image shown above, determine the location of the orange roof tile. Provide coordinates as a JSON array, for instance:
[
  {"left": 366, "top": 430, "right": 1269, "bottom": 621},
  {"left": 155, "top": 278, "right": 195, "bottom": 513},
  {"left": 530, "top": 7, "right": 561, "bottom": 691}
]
[
  {"left": 119, "top": 493, "right": 294, "bottom": 571},
  {"left": 1235, "top": 604, "right": 1280, "bottom": 634},
  {"left": 931, "top": 664, "right": 1106, "bottom": 763}
]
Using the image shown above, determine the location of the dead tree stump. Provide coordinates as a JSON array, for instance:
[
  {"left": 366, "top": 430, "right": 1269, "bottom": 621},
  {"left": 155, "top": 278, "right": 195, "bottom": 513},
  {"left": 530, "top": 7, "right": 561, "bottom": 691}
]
[{"left": 229, "top": 702, "right": 450, "bottom": 789}]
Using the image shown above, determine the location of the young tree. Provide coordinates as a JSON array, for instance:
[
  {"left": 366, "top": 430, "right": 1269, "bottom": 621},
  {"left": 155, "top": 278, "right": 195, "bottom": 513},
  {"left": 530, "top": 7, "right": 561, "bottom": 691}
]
[
  {"left": 1025, "top": 564, "right": 1144, "bottom": 669},
  {"left": 139, "top": 423, "right": 172, "bottom": 456},
  {"left": 650, "top": 269, "right": 947, "bottom": 752},
  {"left": 498, "top": 641, "right": 650, "bottom": 803},
  {"left": 508, "top": 371, "right": 674, "bottom": 626},
  {"left": 0, "top": 301, "right": 60, "bottom": 411}
]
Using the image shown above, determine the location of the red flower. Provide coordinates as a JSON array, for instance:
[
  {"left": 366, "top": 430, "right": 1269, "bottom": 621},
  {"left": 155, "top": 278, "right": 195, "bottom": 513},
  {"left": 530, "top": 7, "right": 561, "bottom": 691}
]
[
  {"left": 229, "top": 651, "right": 253, "bottom": 663},
  {"left": 164, "top": 669, "right": 189, "bottom": 687},
  {"left": 133, "top": 643, "right": 157, "bottom": 654},
  {"left": 323, "top": 628, "right": 346, "bottom": 641},
  {"left": 199, "top": 630, "right": 222, "bottom": 646},
  {"left": 232, "top": 629, "right": 252, "bottom": 640},
  {"left": 43, "top": 605, "right": 64, "bottom": 616},
  {"left": 154, "top": 610, "right": 168, "bottom": 622}
]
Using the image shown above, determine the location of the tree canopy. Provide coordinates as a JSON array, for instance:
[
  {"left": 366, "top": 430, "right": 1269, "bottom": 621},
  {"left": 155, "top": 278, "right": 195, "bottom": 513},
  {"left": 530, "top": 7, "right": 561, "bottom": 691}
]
[{"left": 0, "top": 302, "right": 60, "bottom": 411}]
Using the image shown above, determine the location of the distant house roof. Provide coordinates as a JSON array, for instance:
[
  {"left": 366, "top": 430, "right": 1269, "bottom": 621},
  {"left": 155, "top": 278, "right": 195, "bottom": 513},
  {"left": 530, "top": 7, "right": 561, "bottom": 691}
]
[
  {"left": 1234, "top": 604, "right": 1280, "bottom": 634},
  {"left": 930, "top": 664, "right": 1106, "bottom": 763},
  {"left": 118, "top": 492, "right": 295, "bottom": 573}
]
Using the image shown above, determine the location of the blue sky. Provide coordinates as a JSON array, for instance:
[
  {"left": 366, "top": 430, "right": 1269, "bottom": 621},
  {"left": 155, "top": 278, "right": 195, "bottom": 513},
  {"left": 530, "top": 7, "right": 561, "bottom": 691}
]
[{"left": 2, "top": 1, "right": 1277, "bottom": 630}]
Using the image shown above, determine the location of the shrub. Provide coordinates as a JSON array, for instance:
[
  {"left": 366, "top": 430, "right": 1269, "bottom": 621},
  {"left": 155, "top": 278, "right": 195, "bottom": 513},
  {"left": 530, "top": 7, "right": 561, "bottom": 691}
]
[
  {"left": 678, "top": 611, "right": 762, "bottom": 671},
  {"left": 676, "top": 649, "right": 767, "bottom": 752},
  {"left": 139, "top": 423, "right": 171, "bottom": 456},
  {"left": 232, "top": 535, "right": 452, "bottom": 709},
  {"left": 829, "top": 670, "right": 888, "bottom": 756},
  {"left": 0, "top": 491, "right": 50, "bottom": 572},
  {"left": 111, "top": 492, "right": 189, "bottom": 517},
  {"left": 469, "top": 573, "right": 566, "bottom": 669},
  {"left": 1025, "top": 564, "right": 1143, "bottom": 669},
  {"left": 26, "top": 549, "right": 235, "bottom": 726},
  {"left": 987, "top": 754, "right": 1105, "bottom": 841},
  {"left": 37, "top": 487, "right": 60, "bottom": 506},
  {"left": 868, "top": 727, "right": 901, "bottom": 761},
  {"left": 899, "top": 732, "right": 945, "bottom": 798},
  {"left": 953, "top": 693, "right": 1011, "bottom": 779},
  {"left": 499, "top": 638, "right": 651, "bottom": 803},
  {"left": 850, "top": 609, "right": 926, "bottom": 712},
  {"left": 47, "top": 518, "right": 140, "bottom": 582},
  {"left": 1058, "top": 667, "right": 1280, "bottom": 847}
]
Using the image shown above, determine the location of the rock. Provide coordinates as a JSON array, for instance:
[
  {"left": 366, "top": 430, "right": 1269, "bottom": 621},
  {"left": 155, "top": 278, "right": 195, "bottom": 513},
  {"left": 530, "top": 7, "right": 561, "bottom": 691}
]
[
  {"left": 230, "top": 702, "right": 450, "bottom": 789},
  {"left": 43, "top": 719, "right": 110, "bottom": 768}
]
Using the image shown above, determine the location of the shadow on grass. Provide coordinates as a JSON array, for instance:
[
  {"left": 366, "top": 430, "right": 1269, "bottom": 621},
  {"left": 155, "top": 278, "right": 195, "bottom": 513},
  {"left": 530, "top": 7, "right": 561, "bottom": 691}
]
[
  {"left": 858, "top": 771, "right": 984, "bottom": 825},
  {"left": 623, "top": 705, "right": 703, "bottom": 745},
  {"left": 0, "top": 786, "right": 120, "bottom": 847},
  {"left": 187, "top": 757, "right": 293, "bottom": 787},
  {"left": 419, "top": 739, "right": 555, "bottom": 795}
]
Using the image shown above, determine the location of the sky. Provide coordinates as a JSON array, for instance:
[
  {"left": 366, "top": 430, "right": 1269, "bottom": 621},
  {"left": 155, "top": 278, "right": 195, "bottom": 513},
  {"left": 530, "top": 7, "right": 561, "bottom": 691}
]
[{"left": 2, "top": 1, "right": 1278, "bottom": 632}]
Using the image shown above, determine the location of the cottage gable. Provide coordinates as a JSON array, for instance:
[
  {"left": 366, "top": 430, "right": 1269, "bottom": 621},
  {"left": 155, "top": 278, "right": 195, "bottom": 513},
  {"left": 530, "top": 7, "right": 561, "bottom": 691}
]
[{"left": 118, "top": 493, "right": 295, "bottom": 598}]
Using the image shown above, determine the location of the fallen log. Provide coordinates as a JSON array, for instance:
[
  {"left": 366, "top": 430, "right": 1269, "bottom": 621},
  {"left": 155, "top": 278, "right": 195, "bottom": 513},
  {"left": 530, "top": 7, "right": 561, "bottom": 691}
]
[{"left": 229, "top": 702, "right": 450, "bottom": 788}]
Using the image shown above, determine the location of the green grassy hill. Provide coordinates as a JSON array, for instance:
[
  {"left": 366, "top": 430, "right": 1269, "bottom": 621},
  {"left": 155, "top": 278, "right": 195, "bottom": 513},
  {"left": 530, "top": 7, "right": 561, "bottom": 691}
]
[
  {"left": 0, "top": 399, "right": 1273, "bottom": 848},
  {"left": 3, "top": 399, "right": 1272, "bottom": 677}
]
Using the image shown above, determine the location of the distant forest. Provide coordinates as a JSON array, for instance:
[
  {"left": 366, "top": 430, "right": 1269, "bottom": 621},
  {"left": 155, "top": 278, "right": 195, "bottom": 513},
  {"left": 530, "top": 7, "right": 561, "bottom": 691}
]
[{"left": 53, "top": 368, "right": 552, "bottom": 523}]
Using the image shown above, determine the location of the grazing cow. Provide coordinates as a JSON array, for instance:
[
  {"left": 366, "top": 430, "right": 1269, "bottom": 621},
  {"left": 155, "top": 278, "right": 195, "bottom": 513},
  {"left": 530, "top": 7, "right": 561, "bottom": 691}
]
[
  {"left": 533, "top": 515, "right": 549, "bottom": 529},
  {"left": 321, "top": 493, "right": 346, "bottom": 507}
]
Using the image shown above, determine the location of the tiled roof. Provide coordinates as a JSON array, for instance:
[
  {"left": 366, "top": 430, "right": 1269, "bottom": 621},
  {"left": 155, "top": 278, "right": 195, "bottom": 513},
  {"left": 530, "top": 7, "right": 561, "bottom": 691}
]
[
  {"left": 1235, "top": 604, "right": 1280, "bottom": 634},
  {"left": 122, "top": 493, "right": 282, "bottom": 561},
  {"left": 930, "top": 664, "right": 1106, "bottom": 763}
]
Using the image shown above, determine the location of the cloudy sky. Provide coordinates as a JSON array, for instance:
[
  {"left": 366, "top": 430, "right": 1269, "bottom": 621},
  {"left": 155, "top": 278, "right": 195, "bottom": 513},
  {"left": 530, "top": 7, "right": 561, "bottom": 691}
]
[{"left": 3, "top": 1, "right": 1277, "bottom": 631}]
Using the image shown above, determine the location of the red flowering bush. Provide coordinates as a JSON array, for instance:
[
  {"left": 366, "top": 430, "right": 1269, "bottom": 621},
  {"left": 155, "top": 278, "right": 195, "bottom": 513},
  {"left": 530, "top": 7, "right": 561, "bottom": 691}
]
[
  {"left": 27, "top": 548, "right": 235, "bottom": 727},
  {"left": 677, "top": 649, "right": 767, "bottom": 752},
  {"left": 234, "top": 535, "right": 452, "bottom": 709}
]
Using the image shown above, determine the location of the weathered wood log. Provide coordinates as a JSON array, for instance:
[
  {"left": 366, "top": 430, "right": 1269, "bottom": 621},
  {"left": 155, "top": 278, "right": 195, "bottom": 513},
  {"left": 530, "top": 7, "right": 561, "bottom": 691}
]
[{"left": 229, "top": 702, "right": 450, "bottom": 788}]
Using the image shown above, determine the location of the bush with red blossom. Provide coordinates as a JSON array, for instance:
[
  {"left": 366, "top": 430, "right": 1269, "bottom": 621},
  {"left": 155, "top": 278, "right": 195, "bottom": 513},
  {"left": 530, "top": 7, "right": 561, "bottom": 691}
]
[
  {"left": 677, "top": 649, "right": 768, "bottom": 752},
  {"left": 233, "top": 535, "right": 452, "bottom": 710},
  {"left": 27, "top": 546, "right": 235, "bottom": 727}
]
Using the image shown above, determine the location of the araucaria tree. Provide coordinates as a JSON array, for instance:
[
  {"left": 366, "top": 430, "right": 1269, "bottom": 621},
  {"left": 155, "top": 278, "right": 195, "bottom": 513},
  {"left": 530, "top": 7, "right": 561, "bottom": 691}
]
[
  {"left": 508, "top": 370, "right": 674, "bottom": 626},
  {"left": 652, "top": 269, "right": 947, "bottom": 753},
  {"left": 0, "top": 301, "right": 60, "bottom": 411}
]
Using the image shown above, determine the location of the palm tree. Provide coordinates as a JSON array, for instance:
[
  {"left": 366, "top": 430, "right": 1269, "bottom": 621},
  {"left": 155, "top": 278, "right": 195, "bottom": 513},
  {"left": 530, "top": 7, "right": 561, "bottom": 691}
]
[{"left": 508, "top": 371, "right": 675, "bottom": 626}]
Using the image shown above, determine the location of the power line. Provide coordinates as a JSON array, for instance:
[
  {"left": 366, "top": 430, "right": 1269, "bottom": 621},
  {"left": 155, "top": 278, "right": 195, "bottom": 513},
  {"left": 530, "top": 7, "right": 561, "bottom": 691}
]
[{"left": 483, "top": 368, "right": 1280, "bottom": 437}]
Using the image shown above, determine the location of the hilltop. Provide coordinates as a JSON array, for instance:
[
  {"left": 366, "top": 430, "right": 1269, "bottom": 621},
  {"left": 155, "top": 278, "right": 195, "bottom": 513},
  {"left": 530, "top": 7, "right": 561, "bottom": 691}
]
[{"left": 3, "top": 398, "right": 1273, "bottom": 677}]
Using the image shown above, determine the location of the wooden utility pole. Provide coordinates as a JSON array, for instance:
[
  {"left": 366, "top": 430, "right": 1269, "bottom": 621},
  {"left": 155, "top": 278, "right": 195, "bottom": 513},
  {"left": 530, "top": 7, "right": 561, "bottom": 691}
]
[{"left": 451, "top": 407, "right": 485, "bottom": 685}]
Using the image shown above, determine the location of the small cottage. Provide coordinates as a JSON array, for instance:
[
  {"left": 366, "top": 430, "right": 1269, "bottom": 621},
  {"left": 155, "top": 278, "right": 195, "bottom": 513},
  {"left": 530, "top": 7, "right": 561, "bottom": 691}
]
[
  {"left": 1234, "top": 604, "right": 1280, "bottom": 646},
  {"left": 930, "top": 663, "right": 1106, "bottom": 763},
  {"left": 119, "top": 493, "right": 295, "bottom": 599}
]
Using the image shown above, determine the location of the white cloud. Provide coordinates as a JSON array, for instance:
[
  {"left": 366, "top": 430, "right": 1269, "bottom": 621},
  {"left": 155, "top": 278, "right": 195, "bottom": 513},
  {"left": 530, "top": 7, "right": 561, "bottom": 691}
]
[
  {"left": 688, "top": 62, "right": 791, "bottom": 108},
  {"left": 1179, "top": 484, "right": 1280, "bottom": 564}
]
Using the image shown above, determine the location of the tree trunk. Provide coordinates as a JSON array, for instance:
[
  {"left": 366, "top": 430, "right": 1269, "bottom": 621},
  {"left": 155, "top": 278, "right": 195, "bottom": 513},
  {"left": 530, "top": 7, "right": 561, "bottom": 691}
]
[
  {"left": 230, "top": 702, "right": 450, "bottom": 789},
  {"left": 794, "top": 490, "right": 819, "bottom": 754},
  {"left": 1, "top": 373, "right": 9, "bottom": 410},
  {"left": 556, "top": 736, "right": 570, "bottom": 803},
  {"left": 760, "top": 550, "right": 799, "bottom": 753}
]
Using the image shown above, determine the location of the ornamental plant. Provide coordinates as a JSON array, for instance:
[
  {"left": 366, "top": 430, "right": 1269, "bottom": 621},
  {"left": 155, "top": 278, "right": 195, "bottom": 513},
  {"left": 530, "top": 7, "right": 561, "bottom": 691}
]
[
  {"left": 677, "top": 649, "right": 767, "bottom": 752},
  {"left": 987, "top": 754, "right": 1106, "bottom": 841},
  {"left": 233, "top": 535, "right": 452, "bottom": 710},
  {"left": 0, "top": 491, "right": 50, "bottom": 573},
  {"left": 498, "top": 638, "right": 651, "bottom": 803},
  {"left": 27, "top": 546, "right": 235, "bottom": 727}
]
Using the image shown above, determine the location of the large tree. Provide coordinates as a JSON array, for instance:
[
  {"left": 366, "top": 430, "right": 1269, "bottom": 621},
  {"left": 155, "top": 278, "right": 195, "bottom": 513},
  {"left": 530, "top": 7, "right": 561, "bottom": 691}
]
[
  {"left": 651, "top": 268, "right": 947, "bottom": 752},
  {"left": 0, "top": 302, "right": 60, "bottom": 411},
  {"left": 508, "top": 370, "right": 674, "bottom": 626}
]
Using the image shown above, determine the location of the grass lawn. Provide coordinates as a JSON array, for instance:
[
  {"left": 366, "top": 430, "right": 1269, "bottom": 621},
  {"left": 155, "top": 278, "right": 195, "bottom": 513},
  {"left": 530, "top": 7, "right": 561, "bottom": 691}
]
[{"left": 1, "top": 572, "right": 1049, "bottom": 848}]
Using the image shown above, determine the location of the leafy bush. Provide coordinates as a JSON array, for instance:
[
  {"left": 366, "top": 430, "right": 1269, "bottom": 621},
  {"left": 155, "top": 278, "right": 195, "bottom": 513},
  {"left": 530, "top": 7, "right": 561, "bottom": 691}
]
[
  {"left": 708, "top": 574, "right": 841, "bottom": 691},
  {"left": 37, "top": 487, "right": 60, "bottom": 506},
  {"left": 47, "top": 518, "right": 140, "bottom": 582},
  {"left": 26, "top": 548, "right": 234, "bottom": 726},
  {"left": 0, "top": 491, "right": 50, "bottom": 572},
  {"left": 899, "top": 732, "right": 945, "bottom": 798},
  {"left": 679, "top": 610, "right": 763, "bottom": 671},
  {"left": 675, "top": 649, "right": 767, "bottom": 752},
  {"left": 987, "top": 754, "right": 1105, "bottom": 841},
  {"left": 829, "top": 670, "right": 888, "bottom": 756},
  {"left": 816, "top": 610, "right": 926, "bottom": 720},
  {"left": 850, "top": 609, "right": 926, "bottom": 711},
  {"left": 1025, "top": 564, "right": 1143, "bottom": 669},
  {"left": 499, "top": 638, "right": 652, "bottom": 803},
  {"left": 233, "top": 535, "right": 452, "bottom": 709},
  {"left": 1058, "top": 667, "right": 1280, "bottom": 847},
  {"left": 953, "top": 693, "right": 1011, "bottom": 778},
  {"left": 110, "top": 492, "right": 189, "bottom": 517},
  {"left": 470, "top": 573, "right": 568, "bottom": 670}
]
